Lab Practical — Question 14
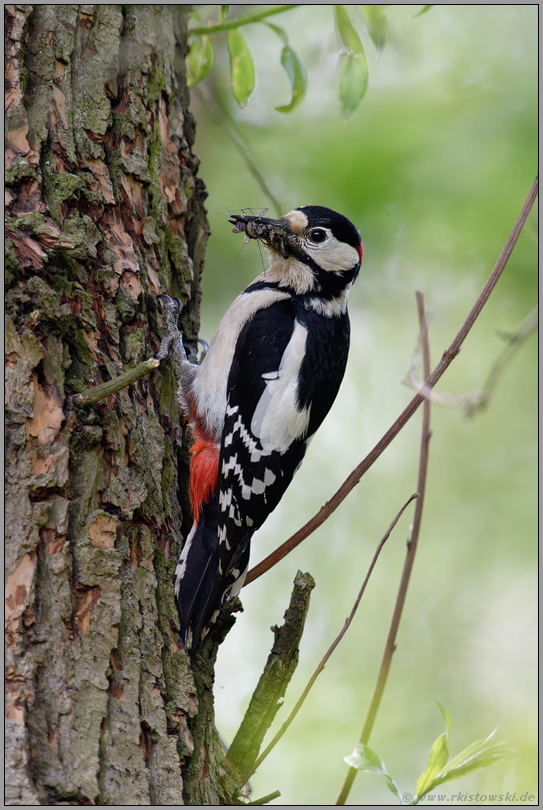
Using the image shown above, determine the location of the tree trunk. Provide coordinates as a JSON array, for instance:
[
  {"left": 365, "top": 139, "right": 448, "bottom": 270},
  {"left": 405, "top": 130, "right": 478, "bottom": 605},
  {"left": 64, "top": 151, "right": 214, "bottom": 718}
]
[{"left": 4, "top": 5, "right": 234, "bottom": 804}]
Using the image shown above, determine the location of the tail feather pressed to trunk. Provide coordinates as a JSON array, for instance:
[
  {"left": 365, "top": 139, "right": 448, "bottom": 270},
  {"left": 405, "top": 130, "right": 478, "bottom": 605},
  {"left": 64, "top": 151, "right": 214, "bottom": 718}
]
[{"left": 174, "top": 499, "right": 219, "bottom": 648}]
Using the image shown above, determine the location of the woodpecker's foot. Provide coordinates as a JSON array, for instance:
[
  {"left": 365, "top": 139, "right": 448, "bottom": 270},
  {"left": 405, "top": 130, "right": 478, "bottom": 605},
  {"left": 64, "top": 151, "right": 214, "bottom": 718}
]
[
  {"left": 156, "top": 295, "right": 188, "bottom": 365},
  {"left": 192, "top": 338, "right": 209, "bottom": 365},
  {"left": 156, "top": 295, "right": 208, "bottom": 366}
]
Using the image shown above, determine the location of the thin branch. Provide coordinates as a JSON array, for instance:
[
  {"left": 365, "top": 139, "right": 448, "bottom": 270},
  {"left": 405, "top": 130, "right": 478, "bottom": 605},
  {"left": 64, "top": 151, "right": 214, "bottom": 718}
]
[
  {"left": 336, "top": 291, "right": 432, "bottom": 806},
  {"left": 245, "top": 173, "right": 538, "bottom": 586},
  {"left": 71, "top": 297, "right": 192, "bottom": 407},
  {"left": 246, "top": 791, "right": 282, "bottom": 806},
  {"left": 226, "top": 572, "right": 315, "bottom": 785},
  {"left": 404, "top": 306, "right": 538, "bottom": 415},
  {"left": 71, "top": 357, "right": 160, "bottom": 406},
  {"left": 245, "top": 493, "right": 418, "bottom": 781},
  {"left": 190, "top": 5, "right": 300, "bottom": 36}
]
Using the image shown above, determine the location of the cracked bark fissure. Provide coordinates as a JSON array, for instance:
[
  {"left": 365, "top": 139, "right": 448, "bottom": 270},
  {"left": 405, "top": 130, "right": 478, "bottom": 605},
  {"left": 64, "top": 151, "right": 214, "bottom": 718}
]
[{"left": 2, "top": 5, "right": 249, "bottom": 804}]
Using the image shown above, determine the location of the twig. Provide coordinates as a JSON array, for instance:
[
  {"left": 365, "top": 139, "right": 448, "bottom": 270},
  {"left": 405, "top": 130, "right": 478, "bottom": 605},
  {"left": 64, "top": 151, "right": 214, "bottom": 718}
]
[
  {"left": 71, "top": 357, "right": 160, "bottom": 406},
  {"left": 190, "top": 5, "right": 300, "bottom": 36},
  {"left": 226, "top": 572, "right": 315, "bottom": 784},
  {"left": 404, "top": 306, "right": 538, "bottom": 415},
  {"left": 245, "top": 493, "right": 418, "bottom": 781},
  {"left": 246, "top": 790, "right": 281, "bottom": 806},
  {"left": 336, "top": 291, "right": 432, "bottom": 805},
  {"left": 245, "top": 173, "right": 538, "bottom": 586}
]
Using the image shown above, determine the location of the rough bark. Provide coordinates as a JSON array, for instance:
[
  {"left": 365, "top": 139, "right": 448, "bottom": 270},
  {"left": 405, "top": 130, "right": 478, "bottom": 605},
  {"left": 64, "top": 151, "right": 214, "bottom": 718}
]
[{"left": 3, "top": 4, "right": 233, "bottom": 804}]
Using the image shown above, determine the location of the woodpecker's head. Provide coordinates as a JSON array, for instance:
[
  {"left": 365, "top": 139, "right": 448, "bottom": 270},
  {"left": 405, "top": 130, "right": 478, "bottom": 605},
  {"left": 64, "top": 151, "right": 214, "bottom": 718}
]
[{"left": 230, "top": 206, "right": 363, "bottom": 297}]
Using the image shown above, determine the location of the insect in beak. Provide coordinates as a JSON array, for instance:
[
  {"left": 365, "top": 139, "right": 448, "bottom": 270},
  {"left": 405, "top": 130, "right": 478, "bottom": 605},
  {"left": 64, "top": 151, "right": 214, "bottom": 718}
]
[{"left": 229, "top": 213, "right": 293, "bottom": 259}]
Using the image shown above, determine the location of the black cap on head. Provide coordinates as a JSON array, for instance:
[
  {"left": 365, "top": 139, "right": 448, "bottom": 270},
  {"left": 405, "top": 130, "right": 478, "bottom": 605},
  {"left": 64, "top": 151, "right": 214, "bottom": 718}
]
[{"left": 296, "top": 206, "right": 361, "bottom": 250}]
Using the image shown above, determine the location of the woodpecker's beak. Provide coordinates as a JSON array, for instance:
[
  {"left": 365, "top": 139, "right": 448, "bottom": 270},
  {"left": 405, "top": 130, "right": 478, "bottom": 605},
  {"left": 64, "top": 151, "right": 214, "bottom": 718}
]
[{"left": 229, "top": 213, "right": 293, "bottom": 259}]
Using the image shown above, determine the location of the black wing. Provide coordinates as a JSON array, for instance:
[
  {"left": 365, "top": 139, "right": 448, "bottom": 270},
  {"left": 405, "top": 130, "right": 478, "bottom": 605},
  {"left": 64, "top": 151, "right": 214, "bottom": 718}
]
[{"left": 217, "top": 298, "right": 351, "bottom": 586}]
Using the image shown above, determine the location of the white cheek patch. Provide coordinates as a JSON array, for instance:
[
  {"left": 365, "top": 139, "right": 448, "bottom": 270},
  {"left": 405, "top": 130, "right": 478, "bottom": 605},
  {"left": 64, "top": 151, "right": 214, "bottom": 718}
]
[
  {"left": 306, "top": 238, "right": 359, "bottom": 273},
  {"left": 251, "top": 320, "right": 311, "bottom": 452}
]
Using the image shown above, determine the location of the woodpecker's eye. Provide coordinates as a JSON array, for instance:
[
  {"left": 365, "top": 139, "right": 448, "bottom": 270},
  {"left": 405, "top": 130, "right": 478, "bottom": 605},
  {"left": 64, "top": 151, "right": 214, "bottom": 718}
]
[{"left": 307, "top": 228, "right": 328, "bottom": 244}]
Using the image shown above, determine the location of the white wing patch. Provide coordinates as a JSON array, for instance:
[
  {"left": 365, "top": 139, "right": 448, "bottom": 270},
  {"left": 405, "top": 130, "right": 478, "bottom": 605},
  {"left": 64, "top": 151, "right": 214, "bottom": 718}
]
[{"left": 251, "top": 319, "right": 311, "bottom": 453}]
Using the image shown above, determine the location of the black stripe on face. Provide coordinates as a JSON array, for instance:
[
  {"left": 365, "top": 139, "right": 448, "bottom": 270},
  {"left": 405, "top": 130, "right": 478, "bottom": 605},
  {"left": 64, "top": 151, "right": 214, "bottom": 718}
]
[
  {"left": 247, "top": 257, "right": 358, "bottom": 302},
  {"left": 292, "top": 254, "right": 359, "bottom": 298}
]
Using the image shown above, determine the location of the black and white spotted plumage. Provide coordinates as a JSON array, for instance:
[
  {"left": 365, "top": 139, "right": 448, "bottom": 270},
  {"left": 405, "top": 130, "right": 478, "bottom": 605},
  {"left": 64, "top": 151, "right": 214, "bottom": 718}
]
[{"left": 171, "top": 206, "right": 363, "bottom": 649}]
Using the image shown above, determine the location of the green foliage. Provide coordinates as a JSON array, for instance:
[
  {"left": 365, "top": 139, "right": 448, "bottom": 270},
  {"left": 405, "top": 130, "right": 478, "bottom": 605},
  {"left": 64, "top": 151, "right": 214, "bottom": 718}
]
[
  {"left": 415, "top": 5, "right": 434, "bottom": 17},
  {"left": 266, "top": 23, "right": 307, "bottom": 113},
  {"left": 335, "top": 4, "right": 365, "bottom": 55},
  {"left": 362, "top": 5, "right": 388, "bottom": 50},
  {"left": 415, "top": 701, "right": 453, "bottom": 799},
  {"left": 344, "top": 743, "right": 403, "bottom": 803},
  {"left": 226, "top": 28, "right": 255, "bottom": 109},
  {"left": 338, "top": 52, "right": 368, "bottom": 121},
  {"left": 186, "top": 33, "right": 214, "bottom": 88},
  {"left": 335, "top": 5, "right": 369, "bottom": 118},
  {"left": 344, "top": 703, "right": 516, "bottom": 805},
  {"left": 186, "top": 4, "right": 430, "bottom": 117},
  {"left": 416, "top": 735, "right": 516, "bottom": 801}
]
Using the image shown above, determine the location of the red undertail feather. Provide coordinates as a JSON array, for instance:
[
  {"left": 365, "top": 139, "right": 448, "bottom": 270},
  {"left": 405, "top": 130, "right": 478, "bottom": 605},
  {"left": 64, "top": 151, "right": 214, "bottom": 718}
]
[{"left": 189, "top": 436, "right": 220, "bottom": 520}]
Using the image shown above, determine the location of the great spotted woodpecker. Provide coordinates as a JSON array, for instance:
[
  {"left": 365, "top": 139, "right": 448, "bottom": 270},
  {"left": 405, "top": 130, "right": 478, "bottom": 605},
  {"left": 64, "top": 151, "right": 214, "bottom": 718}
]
[{"left": 161, "top": 206, "right": 363, "bottom": 649}]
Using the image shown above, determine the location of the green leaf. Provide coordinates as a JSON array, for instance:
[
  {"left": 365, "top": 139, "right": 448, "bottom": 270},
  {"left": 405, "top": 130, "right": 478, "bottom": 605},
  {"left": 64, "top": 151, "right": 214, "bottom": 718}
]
[
  {"left": 265, "top": 21, "right": 289, "bottom": 47},
  {"left": 344, "top": 743, "right": 404, "bottom": 804},
  {"left": 265, "top": 22, "right": 307, "bottom": 113},
  {"left": 414, "top": 706, "right": 516, "bottom": 802},
  {"left": 416, "top": 732, "right": 449, "bottom": 798},
  {"left": 363, "top": 5, "right": 388, "bottom": 50},
  {"left": 227, "top": 28, "right": 255, "bottom": 108},
  {"left": 186, "top": 34, "right": 214, "bottom": 89},
  {"left": 188, "top": 8, "right": 204, "bottom": 27},
  {"left": 338, "top": 52, "right": 368, "bottom": 119},
  {"left": 434, "top": 699, "right": 452, "bottom": 735},
  {"left": 335, "top": 5, "right": 365, "bottom": 57},
  {"left": 275, "top": 45, "right": 307, "bottom": 112},
  {"left": 335, "top": 6, "right": 369, "bottom": 118},
  {"left": 432, "top": 731, "right": 516, "bottom": 788},
  {"left": 415, "top": 702, "right": 452, "bottom": 798},
  {"left": 414, "top": 5, "right": 434, "bottom": 16}
]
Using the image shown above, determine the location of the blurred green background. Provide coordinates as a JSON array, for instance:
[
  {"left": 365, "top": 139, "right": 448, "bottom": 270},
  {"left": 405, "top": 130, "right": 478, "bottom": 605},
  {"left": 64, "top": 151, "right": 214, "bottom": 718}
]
[{"left": 188, "top": 5, "right": 538, "bottom": 805}]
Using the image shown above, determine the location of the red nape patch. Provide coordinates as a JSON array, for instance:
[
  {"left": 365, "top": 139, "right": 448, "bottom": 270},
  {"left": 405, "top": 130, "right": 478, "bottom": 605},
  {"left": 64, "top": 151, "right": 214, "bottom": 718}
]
[
  {"left": 189, "top": 437, "right": 220, "bottom": 520},
  {"left": 357, "top": 242, "right": 364, "bottom": 264}
]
